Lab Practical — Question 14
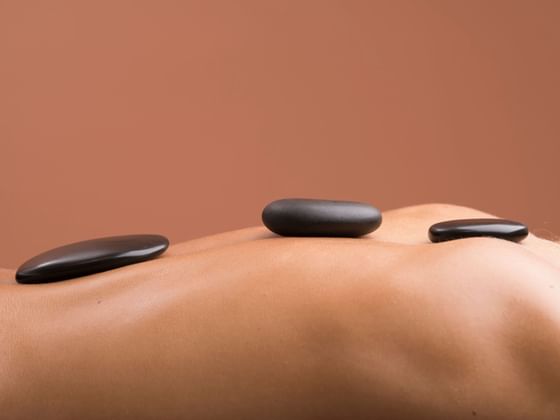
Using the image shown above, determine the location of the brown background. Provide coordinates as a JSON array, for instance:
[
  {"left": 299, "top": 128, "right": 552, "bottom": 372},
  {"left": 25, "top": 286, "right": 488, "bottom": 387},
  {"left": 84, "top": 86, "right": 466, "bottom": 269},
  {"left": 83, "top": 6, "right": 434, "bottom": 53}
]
[{"left": 1, "top": 0, "right": 559, "bottom": 268}]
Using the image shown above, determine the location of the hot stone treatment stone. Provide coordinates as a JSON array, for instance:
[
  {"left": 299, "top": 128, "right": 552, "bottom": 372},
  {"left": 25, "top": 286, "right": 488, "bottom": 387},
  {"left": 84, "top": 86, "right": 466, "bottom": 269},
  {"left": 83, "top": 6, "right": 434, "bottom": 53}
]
[
  {"left": 16, "top": 234, "right": 169, "bottom": 284},
  {"left": 262, "top": 198, "right": 382, "bottom": 237},
  {"left": 428, "top": 219, "right": 528, "bottom": 243}
]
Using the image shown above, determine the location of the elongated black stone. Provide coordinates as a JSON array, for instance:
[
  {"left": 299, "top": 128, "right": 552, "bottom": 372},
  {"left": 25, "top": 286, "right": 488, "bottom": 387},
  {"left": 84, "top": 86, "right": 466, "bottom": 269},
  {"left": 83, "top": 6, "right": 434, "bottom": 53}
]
[
  {"left": 16, "top": 234, "right": 169, "bottom": 284},
  {"left": 262, "top": 198, "right": 382, "bottom": 237},
  {"left": 428, "top": 219, "right": 528, "bottom": 243}
]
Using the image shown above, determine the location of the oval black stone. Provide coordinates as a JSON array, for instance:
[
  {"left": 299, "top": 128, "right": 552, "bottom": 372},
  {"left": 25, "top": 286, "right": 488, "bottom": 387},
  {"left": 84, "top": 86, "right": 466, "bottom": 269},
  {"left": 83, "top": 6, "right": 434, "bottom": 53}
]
[
  {"left": 262, "top": 198, "right": 382, "bottom": 237},
  {"left": 428, "top": 219, "right": 528, "bottom": 243},
  {"left": 16, "top": 234, "right": 169, "bottom": 284}
]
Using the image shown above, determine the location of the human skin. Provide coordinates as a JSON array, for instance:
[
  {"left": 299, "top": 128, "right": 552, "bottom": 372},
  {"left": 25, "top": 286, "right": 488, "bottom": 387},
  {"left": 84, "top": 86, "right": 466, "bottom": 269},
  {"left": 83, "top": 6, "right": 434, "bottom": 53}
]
[{"left": 0, "top": 203, "right": 559, "bottom": 419}]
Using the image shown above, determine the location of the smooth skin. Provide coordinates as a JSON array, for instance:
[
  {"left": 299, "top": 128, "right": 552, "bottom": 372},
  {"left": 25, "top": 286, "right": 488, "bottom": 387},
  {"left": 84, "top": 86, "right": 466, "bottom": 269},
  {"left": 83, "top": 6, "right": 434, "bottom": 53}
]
[{"left": 0, "top": 203, "right": 559, "bottom": 419}]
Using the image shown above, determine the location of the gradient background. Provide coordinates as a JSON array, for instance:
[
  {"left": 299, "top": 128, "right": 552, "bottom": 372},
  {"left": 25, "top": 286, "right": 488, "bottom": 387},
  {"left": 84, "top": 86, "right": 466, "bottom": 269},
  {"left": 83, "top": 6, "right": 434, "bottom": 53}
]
[{"left": 1, "top": 0, "right": 559, "bottom": 268}]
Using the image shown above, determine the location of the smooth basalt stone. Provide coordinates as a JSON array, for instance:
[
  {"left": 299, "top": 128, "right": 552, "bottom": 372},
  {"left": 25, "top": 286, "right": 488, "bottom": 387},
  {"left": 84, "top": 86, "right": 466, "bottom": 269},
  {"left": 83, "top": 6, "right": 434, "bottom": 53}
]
[
  {"left": 16, "top": 234, "right": 169, "bottom": 284},
  {"left": 428, "top": 219, "right": 528, "bottom": 243},
  {"left": 262, "top": 198, "right": 382, "bottom": 237}
]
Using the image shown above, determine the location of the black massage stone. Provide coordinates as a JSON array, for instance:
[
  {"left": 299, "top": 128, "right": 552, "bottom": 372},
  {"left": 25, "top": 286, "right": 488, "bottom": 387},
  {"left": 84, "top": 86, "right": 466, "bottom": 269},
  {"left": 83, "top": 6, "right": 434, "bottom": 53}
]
[
  {"left": 16, "top": 234, "right": 169, "bottom": 284},
  {"left": 428, "top": 219, "right": 528, "bottom": 243},
  {"left": 262, "top": 198, "right": 382, "bottom": 237}
]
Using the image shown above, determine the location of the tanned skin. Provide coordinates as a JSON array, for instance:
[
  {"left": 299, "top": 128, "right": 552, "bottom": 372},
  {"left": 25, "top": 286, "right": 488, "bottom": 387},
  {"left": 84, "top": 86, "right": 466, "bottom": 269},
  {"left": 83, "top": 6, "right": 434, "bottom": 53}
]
[{"left": 1, "top": 204, "right": 559, "bottom": 419}]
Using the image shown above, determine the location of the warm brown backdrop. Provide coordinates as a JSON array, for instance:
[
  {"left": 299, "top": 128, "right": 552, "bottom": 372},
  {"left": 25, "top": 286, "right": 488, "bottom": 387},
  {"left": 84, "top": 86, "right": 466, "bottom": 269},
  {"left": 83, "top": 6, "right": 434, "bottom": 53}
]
[{"left": 1, "top": 1, "right": 559, "bottom": 268}]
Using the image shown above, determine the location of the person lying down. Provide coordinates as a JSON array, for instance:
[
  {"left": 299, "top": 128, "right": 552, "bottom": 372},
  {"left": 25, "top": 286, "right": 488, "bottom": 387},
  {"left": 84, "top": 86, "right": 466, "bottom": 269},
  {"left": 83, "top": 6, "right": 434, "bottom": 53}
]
[{"left": 0, "top": 203, "right": 559, "bottom": 419}]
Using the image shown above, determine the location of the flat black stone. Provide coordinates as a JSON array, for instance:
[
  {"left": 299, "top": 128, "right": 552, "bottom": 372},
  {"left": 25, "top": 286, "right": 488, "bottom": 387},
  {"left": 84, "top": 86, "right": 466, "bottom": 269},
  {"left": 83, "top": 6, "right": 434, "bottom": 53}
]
[
  {"left": 428, "top": 219, "right": 528, "bottom": 243},
  {"left": 262, "top": 198, "right": 382, "bottom": 237},
  {"left": 16, "top": 234, "right": 169, "bottom": 284}
]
